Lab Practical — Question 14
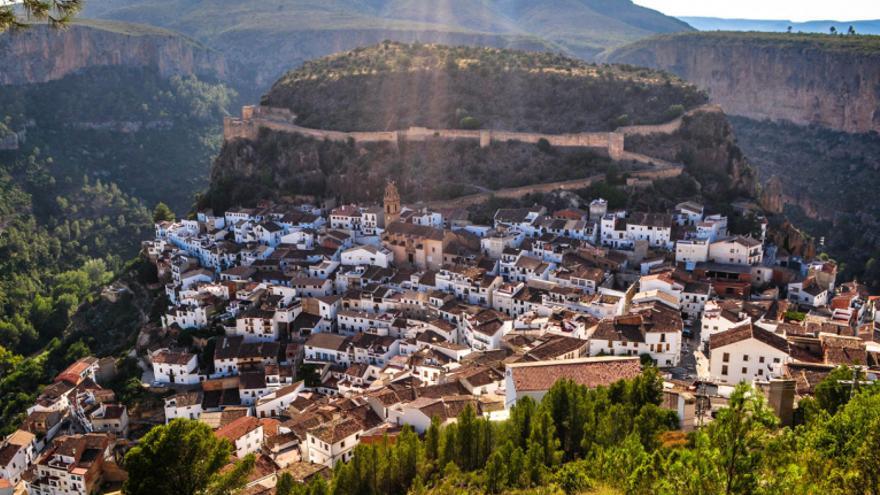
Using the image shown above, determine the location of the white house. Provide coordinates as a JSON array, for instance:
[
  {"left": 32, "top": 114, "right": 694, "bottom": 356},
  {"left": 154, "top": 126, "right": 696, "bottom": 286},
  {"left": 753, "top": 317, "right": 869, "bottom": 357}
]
[
  {"left": 306, "top": 417, "right": 363, "bottom": 467},
  {"left": 788, "top": 278, "right": 830, "bottom": 308},
  {"left": 588, "top": 305, "right": 683, "bottom": 367},
  {"left": 682, "top": 282, "right": 712, "bottom": 322},
  {"left": 150, "top": 349, "right": 200, "bottom": 385},
  {"left": 700, "top": 300, "right": 752, "bottom": 347},
  {"left": 255, "top": 382, "right": 304, "bottom": 419},
  {"left": 216, "top": 416, "right": 263, "bottom": 458},
  {"left": 164, "top": 391, "right": 203, "bottom": 422},
  {"left": 26, "top": 433, "right": 110, "bottom": 495},
  {"left": 601, "top": 212, "right": 673, "bottom": 250},
  {"left": 329, "top": 205, "right": 362, "bottom": 233},
  {"left": 340, "top": 245, "right": 391, "bottom": 268},
  {"left": 0, "top": 430, "right": 36, "bottom": 486},
  {"left": 675, "top": 240, "right": 709, "bottom": 266},
  {"left": 304, "top": 333, "right": 351, "bottom": 366},
  {"left": 695, "top": 215, "right": 728, "bottom": 242},
  {"left": 162, "top": 304, "right": 211, "bottom": 330},
  {"left": 708, "top": 236, "right": 763, "bottom": 266},
  {"left": 709, "top": 323, "right": 790, "bottom": 384},
  {"left": 675, "top": 201, "right": 704, "bottom": 226},
  {"left": 461, "top": 309, "right": 512, "bottom": 351}
]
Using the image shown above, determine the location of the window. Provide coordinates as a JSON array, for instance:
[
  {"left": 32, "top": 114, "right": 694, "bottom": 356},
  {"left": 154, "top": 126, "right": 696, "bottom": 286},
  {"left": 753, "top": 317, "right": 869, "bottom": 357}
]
[
  {"left": 742, "top": 367, "right": 747, "bottom": 374},
  {"left": 723, "top": 352, "right": 730, "bottom": 363},
  {"left": 743, "top": 354, "right": 749, "bottom": 362},
  {"left": 721, "top": 365, "right": 728, "bottom": 375},
  {"left": 773, "top": 357, "right": 780, "bottom": 363},
  {"left": 759, "top": 356, "right": 765, "bottom": 363}
]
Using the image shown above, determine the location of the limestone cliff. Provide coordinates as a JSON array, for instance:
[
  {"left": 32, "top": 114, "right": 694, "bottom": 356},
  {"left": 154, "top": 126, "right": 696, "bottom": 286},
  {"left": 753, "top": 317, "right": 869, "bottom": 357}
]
[
  {"left": 0, "top": 20, "right": 225, "bottom": 86},
  {"left": 623, "top": 109, "right": 756, "bottom": 198},
  {"left": 606, "top": 32, "right": 880, "bottom": 134}
]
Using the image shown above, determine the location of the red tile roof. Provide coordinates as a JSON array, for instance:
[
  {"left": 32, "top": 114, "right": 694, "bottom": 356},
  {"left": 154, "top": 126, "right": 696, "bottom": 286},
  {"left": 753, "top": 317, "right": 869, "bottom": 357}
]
[
  {"left": 216, "top": 416, "right": 261, "bottom": 442},
  {"left": 709, "top": 323, "right": 789, "bottom": 354},
  {"left": 507, "top": 357, "right": 641, "bottom": 393}
]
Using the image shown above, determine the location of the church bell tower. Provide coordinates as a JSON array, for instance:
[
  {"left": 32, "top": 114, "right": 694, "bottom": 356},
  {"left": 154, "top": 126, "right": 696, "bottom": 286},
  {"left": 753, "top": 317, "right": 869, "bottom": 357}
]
[{"left": 384, "top": 181, "right": 401, "bottom": 225}]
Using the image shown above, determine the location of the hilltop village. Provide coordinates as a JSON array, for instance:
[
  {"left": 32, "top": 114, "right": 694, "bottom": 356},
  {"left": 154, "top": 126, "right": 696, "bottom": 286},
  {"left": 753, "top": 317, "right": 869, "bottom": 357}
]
[{"left": 2, "top": 180, "right": 874, "bottom": 494}]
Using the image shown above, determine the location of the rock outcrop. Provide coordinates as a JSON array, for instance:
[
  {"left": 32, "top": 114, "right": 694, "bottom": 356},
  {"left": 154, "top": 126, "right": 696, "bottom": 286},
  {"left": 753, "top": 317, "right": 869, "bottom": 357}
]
[
  {"left": 760, "top": 176, "right": 785, "bottom": 215},
  {"left": 606, "top": 32, "right": 880, "bottom": 134},
  {"left": 0, "top": 20, "right": 225, "bottom": 86}
]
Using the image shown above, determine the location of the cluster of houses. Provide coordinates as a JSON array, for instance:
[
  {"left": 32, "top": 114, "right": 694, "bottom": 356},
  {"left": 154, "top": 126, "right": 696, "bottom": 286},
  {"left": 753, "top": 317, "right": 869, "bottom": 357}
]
[{"left": 4, "top": 182, "right": 878, "bottom": 494}]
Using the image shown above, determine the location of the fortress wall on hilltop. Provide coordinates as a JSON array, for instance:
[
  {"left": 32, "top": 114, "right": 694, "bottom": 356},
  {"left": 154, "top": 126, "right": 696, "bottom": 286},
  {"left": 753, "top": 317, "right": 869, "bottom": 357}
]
[
  {"left": 223, "top": 105, "right": 652, "bottom": 160},
  {"left": 224, "top": 104, "right": 716, "bottom": 159},
  {"left": 618, "top": 104, "right": 722, "bottom": 136}
]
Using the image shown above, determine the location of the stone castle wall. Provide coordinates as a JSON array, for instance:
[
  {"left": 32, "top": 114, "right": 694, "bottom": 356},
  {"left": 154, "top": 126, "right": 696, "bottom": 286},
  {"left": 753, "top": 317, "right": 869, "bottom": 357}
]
[
  {"left": 224, "top": 105, "right": 654, "bottom": 160},
  {"left": 222, "top": 104, "right": 718, "bottom": 171}
]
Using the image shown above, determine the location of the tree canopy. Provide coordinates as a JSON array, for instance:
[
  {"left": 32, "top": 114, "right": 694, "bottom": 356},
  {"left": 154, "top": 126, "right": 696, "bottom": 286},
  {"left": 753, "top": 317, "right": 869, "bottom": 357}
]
[
  {"left": 123, "top": 418, "right": 253, "bottom": 495},
  {"left": 0, "top": 0, "right": 81, "bottom": 31}
]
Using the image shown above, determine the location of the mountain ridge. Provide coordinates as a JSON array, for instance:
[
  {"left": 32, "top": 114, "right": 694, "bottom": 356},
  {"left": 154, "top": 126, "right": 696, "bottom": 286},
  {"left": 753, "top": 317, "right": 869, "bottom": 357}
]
[
  {"left": 82, "top": 0, "right": 693, "bottom": 97},
  {"left": 681, "top": 16, "right": 880, "bottom": 35}
]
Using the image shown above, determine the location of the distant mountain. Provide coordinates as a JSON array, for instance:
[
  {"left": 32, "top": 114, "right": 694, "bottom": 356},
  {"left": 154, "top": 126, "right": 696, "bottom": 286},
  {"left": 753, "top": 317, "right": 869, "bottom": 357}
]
[
  {"left": 82, "top": 0, "right": 693, "bottom": 98},
  {"left": 681, "top": 16, "right": 880, "bottom": 35}
]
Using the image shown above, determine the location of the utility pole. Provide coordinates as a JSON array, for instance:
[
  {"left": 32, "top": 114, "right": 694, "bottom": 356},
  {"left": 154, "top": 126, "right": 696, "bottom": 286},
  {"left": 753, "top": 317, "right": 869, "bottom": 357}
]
[{"left": 850, "top": 365, "right": 862, "bottom": 399}]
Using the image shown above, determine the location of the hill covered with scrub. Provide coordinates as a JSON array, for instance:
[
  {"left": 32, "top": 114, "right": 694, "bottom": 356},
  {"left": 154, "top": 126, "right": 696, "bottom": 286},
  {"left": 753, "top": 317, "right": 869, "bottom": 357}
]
[
  {"left": 262, "top": 42, "right": 708, "bottom": 133},
  {"left": 205, "top": 43, "right": 754, "bottom": 212}
]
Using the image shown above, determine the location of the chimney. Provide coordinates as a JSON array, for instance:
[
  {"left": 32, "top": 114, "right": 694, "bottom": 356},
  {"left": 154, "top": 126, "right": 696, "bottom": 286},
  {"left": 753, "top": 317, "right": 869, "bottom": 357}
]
[{"left": 767, "top": 379, "right": 796, "bottom": 427}]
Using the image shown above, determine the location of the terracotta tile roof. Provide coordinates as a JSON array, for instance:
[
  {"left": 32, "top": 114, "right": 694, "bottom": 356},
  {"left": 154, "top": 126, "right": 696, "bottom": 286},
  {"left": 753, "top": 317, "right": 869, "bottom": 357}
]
[
  {"left": 709, "top": 323, "right": 789, "bottom": 354},
  {"left": 507, "top": 356, "right": 641, "bottom": 393},
  {"left": 820, "top": 334, "right": 867, "bottom": 366},
  {"left": 55, "top": 357, "right": 98, "bottom": 384},
  {"left": 151, "top": 349, "right": 195, "bottom": 365},
  {"left": 522, "top": 335, "right": 588, "bottom": 361},
  {"left": 385, "top": 222, "right": 445, "bottom": 241},
  {"left": 215, "top": 416, "right": 261, "bottom": 442},
  {"left": 784, "top": 362, "right": 835, "bottom": 395},
  {"left": 305, "top": 333, "right": 349, "bottom": 351},
  {"left": 0, "top": 444, "right": 21, "bottom": 466},
  {"left": 309, "top": 417, "right": 363, "bottom": 444}
]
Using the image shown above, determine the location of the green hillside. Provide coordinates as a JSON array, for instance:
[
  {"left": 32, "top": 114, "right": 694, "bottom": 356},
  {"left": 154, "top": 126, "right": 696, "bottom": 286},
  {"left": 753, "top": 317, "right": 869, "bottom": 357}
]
[{"left": 263, "top": 42, "right": 707, "bottom": 133}]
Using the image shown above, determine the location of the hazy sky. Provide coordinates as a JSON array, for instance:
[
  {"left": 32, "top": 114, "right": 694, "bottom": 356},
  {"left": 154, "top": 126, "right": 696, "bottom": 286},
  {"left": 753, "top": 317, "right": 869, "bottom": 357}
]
[{"left": 633, "top": 0, "right": 880, "bottom": 22}]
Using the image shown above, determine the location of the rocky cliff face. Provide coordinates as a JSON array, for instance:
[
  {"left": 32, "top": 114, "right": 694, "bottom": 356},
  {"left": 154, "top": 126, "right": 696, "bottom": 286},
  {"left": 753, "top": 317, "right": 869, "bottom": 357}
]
[
  {"left": 0, "top": 21, "right": 225, "bottom": 86},
  {"left": 623, "top": 109, "right": 757, "bottom": 198},
  {"left": 606, "top": 32, "right": 880, "bottom": 134}
]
